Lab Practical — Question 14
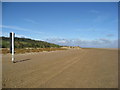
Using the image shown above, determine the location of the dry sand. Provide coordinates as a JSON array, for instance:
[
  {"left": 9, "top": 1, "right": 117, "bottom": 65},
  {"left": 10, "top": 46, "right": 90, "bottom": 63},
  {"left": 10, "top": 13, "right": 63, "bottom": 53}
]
[{"left": 2, "top": 48, "right": 118, "bottom": 88}]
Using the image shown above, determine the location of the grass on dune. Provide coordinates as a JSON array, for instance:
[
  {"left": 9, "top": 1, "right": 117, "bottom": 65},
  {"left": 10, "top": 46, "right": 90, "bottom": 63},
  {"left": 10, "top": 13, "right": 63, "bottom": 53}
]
[{"left": 1, "top": 48, "right": 67, "bottom": 54}]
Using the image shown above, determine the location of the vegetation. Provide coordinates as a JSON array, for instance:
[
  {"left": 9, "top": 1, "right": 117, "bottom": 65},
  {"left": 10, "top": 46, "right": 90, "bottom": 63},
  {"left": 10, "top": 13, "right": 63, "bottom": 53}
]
[
  {"left": 0, "top": 36, "right": 61, "bottom": 48},
  {"left": 0, "top": 37, "right": 67, "bottom": 54},
  {"left": 2, "top": 48, "right": 67, "bottom": 54}
]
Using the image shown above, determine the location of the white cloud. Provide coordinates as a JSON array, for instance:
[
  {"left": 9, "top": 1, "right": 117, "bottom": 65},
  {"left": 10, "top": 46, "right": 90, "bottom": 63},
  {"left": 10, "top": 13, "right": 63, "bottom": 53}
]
[
  {"left": 45, "top": 38, "right": 118, "bottom": 48},
  {"left": 0, "top": 31, "right": 30, "bottom": 38},
  {"left": 0, "top": 25, "right": 43, "bottom": 34},
  {"left": 15, "top": 34, "right": 30, "bottom": 38},
  {"left": 89, "top": 10, "right": 99, "bottom": 14},
  {"left": 106, "top": 34, "right": 114, "bottom": 37},
  {"left": 75, "top": 27, "right": 96, "bottom": 32},
  {"left": 99, "top": 38, "right": 111, "bottom": 43},
  {"left": 24, "top": 19, "right": 38, "bottom": 24},
  {"left": 93, "top": 15, "right": 106, "bottom": 23},
  {"left": 0, "top": 32, "right": 9, "bottom": 37},
  {"left": 1, "top": 25, "right": 30, "bottom": 32},
  {"left": 58, "top": 40, "right": 67, "bottom": 44}
]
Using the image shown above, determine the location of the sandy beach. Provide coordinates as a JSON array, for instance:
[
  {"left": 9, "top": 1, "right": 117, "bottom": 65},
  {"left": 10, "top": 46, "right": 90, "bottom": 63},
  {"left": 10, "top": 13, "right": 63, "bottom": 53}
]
[{"left": 2, "top": 48, "right": 118, "bottom": 88}]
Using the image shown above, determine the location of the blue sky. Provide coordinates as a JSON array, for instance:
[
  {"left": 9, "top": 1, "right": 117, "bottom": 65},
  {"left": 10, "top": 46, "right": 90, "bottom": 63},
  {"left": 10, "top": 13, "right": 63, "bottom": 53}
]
[{"left": 2, "top": 2, "right": 118, "bottom": 48}]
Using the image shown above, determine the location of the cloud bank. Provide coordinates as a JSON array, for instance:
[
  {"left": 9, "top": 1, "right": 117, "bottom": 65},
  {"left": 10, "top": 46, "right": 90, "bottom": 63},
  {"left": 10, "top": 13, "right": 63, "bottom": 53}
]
[{"left": 46, "top": 38, "right": 118, "bottom": 48}]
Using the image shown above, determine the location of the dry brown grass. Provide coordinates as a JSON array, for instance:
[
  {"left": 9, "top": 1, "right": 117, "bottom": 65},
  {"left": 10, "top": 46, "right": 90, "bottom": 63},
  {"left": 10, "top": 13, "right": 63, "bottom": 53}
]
[
  {"left": 1, "top": 48, "right": 67, "bottom": 54},
  {"left": 1, "top": 48, "right": 10, "bottom": 54}
]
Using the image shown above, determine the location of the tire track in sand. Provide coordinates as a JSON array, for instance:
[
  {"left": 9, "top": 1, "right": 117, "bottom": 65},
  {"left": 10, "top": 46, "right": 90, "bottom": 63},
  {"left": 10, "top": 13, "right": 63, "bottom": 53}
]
[{"left": 33, "top": 50, "right": 88, "bottom": 88}]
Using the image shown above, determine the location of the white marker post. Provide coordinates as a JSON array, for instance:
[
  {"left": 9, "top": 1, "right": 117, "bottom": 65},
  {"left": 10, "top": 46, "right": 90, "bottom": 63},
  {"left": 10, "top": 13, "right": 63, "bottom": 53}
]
[{"left": 10, "top": 32, "right": 15, "bottom": 63}]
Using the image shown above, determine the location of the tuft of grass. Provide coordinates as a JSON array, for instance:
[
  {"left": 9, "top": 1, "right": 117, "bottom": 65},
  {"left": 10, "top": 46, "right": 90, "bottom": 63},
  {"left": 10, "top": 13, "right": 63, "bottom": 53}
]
[{"left": 1, "top": 48, "right": 10, "bottom": 54}]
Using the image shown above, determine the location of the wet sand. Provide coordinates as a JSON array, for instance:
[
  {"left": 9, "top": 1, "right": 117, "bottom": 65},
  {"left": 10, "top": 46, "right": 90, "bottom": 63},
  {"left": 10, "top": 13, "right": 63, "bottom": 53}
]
[{"left": 2, "top": 48, "right": 118, "bottom": 88}]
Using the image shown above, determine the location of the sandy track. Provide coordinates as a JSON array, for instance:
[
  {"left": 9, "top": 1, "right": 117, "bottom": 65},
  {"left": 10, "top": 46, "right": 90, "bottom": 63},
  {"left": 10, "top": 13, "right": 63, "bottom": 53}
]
[{"left": 2, "top": 48, "right": 118, "bottom": 88}]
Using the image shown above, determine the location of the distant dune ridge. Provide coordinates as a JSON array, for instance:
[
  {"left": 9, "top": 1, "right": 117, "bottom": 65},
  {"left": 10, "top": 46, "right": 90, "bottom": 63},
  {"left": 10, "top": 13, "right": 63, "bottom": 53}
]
[
  {"left": 1, "top": 36, "right": 81, "bottom": 54},
  {"left": 0, "top": 36, "right": 61, "bottom": 48}
]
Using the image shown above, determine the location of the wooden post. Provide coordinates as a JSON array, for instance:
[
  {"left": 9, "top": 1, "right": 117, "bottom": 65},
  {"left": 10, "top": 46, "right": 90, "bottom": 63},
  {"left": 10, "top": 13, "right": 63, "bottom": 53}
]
[{"left": 10, "top": 32, "right": 15, "bottom": 63}]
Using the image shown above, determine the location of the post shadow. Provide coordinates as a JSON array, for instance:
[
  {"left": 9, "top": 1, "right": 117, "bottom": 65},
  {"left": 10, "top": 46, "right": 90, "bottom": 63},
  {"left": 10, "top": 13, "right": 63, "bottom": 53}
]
[{"left": 13, "top": 59, "right": 31, "bottom": 63}]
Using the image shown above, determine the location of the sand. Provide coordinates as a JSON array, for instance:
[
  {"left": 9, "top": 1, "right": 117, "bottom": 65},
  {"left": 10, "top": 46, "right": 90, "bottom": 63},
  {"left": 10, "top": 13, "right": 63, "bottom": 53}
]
[{"left": 2, "top": 48, "right": 118, "bottom": 88}]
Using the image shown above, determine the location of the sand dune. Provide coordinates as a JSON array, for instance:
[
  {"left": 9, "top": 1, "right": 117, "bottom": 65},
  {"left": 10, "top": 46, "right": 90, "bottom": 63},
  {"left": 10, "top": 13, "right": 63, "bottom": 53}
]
[{"left": 2, "top": 48, "right": 118, "bottom": 88}]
